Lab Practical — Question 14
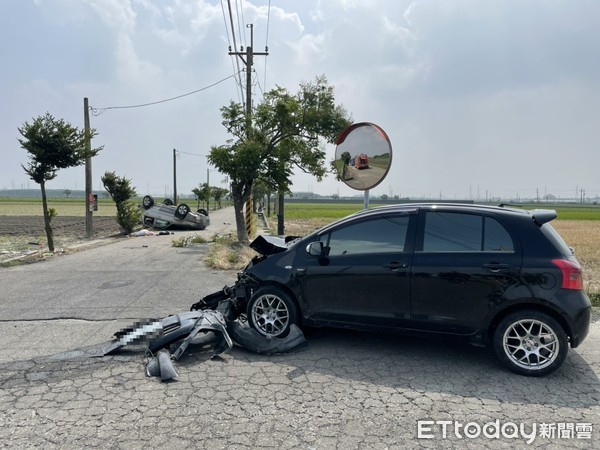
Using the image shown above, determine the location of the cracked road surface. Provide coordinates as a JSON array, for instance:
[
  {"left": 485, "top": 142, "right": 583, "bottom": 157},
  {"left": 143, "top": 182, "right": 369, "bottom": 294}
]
[{"left": 0, "top": 207, "right": 598, "bottom": 448}]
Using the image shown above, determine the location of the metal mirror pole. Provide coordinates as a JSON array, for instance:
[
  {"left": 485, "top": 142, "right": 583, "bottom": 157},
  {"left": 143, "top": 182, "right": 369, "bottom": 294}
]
[{"left": 364, "top": 190, "right": 369, "bottom": 209}]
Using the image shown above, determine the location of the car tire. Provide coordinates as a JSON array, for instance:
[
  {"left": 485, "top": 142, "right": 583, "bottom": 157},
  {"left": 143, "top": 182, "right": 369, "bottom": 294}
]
[
  {"left": 247, "top": 286, "right": 298, "bottom": 338},
  {"left": 493, "top": 310, "right": 568, "bottom": 377},
  {"left": 163, "top": 198, "right": 174, "bottom": 206},
  {"left": 174, "top": 203, "right": 190, "bottom": 219},
  {"left": 197, "top": 208, "right": 208, "bottom": 216},
  {"left": 142, "top": 195, "right": 154, "bottom": 210}
]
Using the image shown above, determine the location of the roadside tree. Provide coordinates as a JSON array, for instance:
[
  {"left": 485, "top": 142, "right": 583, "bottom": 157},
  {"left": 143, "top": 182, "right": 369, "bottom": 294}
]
[
  {"left": 209, "top": 76, "right": 351, "bottom": 243},
  {"left": 101, "top": 171, "right": 140, "bottom": 234},
  {"left": 18, "top": 112, "right": 102, "bottom": 251},
  {"left": 212, "top": 187, "right": 229, "bottom": 209},
  {"left": 192, "top": 183, "right": 211, "bottom": 211}
]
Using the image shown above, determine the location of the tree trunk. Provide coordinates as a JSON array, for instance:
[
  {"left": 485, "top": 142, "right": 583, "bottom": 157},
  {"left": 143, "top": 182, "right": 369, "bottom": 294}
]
[
  {"left": 40, "top": 180, "right": 55, "bottom": 252},
  {"left": 277, "top": 192, "right": 285, "bottom": 235},
  {"left": 232, "top": 184, "right": 250, "bottom": 244}
]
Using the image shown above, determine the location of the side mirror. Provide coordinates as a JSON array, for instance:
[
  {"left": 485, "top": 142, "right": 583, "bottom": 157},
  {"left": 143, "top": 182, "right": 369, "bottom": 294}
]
[{"left": 306, "top": 241, "right": 324, "bottom": 256}]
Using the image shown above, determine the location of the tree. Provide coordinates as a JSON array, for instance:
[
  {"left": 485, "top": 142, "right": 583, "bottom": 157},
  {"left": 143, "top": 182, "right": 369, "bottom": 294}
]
[
  {"left": 340, "top": 151, "right": 351, "bottom": 181},
  {"left": 192, "top": 183, "right": 211, "bottom": 211},
  {"left": 209, "top": 76, "right": 351, "bottom": 242},
  {"left": 101, "top": 171, "right": 140, "bottom": 234},
  {"left": 252, "top": 179, "right": 271, "bottom": 212},
  {"left": 19, "top": 112, "right": 102, "bottom": 251},
  {"left": 64, "top": 189, "right": 72, "bottom": 198},
  {"left": 212, "top": 187, "right": 229, "bottom": 209}
]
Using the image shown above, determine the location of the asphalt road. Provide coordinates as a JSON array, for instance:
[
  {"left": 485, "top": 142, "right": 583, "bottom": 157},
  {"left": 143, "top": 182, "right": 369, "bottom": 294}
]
[{"left": 0, "top": 206, "right": 598, "bottom": 448}]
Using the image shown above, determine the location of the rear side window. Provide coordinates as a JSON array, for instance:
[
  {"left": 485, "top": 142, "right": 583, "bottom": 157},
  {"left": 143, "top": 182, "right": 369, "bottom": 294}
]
[
  {"left": 422, "top": 212, "right": 514, "bottom": 252},
  {"left": 540, "top": 223, "right": 573, "bottom": 258},
  {"left": 322, "top": 216, "right": 410, "bottom": 256}
]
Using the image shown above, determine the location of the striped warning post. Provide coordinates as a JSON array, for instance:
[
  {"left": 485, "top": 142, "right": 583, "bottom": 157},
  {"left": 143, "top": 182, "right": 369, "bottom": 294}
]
[{"left": 245, "top": 194, "right": 255, "bottom": 239}]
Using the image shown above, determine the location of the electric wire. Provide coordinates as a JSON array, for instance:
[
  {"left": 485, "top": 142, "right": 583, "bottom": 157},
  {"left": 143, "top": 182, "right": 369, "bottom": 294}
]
[
  {"left": 220, "top": 0, "right": 243, "bottom": 104},
  {"left": 89, "top": 72, "right": 241, "bottom": 116},
  {"left": 263, "top": 0, "right": 271, "bottom": 91},
  {"left": 226, "top": 0, "right": 246, "bottom": 109},
  {"left": 236, "top": 0, "right": 247, "bottom": 48}
]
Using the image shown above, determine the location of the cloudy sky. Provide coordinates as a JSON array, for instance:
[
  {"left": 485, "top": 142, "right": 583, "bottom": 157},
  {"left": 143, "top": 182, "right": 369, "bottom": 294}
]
[{"left": 1, "top": 0, "right": 599, "bottom": 201}]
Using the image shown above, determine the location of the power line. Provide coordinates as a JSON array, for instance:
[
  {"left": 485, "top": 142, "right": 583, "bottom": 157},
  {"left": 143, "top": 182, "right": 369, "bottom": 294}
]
[
  {"left": 236, "top": 0, "right": 246, "bottom": 48},
  {"left": 225, "top": 0, "right": 246, "bottom": 110},
  {"left": 178, "top": 150, "right": 207, "bottom": 157},
  {"left": 90, "top": 72, "right": 241, "bottom": 115},
  {"left": 219, "top": 0, "right": 243, "bottom": 104},
  {"left": 263, "top": 0, "right": 271, "bottom": 92}
]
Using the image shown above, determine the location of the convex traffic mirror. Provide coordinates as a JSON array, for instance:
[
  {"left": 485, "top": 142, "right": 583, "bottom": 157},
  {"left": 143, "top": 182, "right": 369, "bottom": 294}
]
[{"left": 334, "top": 122, "right": 392, "bottom": 191}]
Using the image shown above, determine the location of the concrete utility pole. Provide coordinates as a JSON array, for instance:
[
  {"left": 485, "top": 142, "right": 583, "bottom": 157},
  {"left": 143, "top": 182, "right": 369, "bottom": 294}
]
[
  {"left": 173, "top": 148, "right": 177, "bottom": 204},
  {"left": 84, "top": 97, "right": 93, "bottom": 239},
  {"left": 228, "top": 23, "right": 268, "bottom": 238}
]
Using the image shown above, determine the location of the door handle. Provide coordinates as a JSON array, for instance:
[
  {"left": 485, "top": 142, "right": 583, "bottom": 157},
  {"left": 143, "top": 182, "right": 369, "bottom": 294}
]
[{"left": 482, "top": 263, "right": 510, "bottom": 273}]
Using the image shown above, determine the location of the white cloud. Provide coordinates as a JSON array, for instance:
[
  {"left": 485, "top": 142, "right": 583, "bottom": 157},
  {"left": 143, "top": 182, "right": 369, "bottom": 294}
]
[{"left": 3, "top": 0, "right": 600, "bottom": 200}]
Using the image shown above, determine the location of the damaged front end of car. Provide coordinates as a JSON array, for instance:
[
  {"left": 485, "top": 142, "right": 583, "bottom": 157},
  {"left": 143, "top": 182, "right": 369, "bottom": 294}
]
[{"left": 102, "top": 269, "right": 306, "bottom": 381}]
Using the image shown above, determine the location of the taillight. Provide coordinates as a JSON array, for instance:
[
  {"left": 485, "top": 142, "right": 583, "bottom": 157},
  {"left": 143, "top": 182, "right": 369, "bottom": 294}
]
[{"left": 552, "top": 259, "right": 583, "bottom": 290}]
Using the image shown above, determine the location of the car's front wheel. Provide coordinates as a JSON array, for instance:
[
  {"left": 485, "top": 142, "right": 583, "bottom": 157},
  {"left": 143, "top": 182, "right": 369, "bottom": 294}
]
[
  {"left": 493, "top": 310, "right": 568, "bottom": 376},
  {"left": 247, "top": 286, "right": 298, "bottom": 338},
  {"left": 174, "top": 203, "right": 190, "bottom": 219}
]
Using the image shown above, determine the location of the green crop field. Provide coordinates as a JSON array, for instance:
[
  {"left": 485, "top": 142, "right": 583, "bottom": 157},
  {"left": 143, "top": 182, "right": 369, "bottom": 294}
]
[{"left": 283, "top": 202, "right": 600, "bottom": 221}]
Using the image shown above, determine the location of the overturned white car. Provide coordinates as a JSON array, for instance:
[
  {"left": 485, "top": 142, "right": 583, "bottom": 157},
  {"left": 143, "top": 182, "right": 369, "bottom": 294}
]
[{"left": 141, "top": 195, "right": 210, "bottom": 230}]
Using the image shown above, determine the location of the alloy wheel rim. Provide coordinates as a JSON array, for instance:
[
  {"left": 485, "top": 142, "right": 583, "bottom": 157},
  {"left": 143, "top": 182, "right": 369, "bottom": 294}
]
[
  {"left": 503, "top": 319, "right": 559, "bottom": 371},
  {"left": 251, "top": 294, "right": 289, "bottom": 337}
]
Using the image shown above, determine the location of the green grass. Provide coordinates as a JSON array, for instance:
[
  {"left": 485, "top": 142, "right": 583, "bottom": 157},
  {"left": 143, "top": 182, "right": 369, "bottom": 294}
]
[
  {"left": 589, "top": 292, "right": 600, "bottom": 308},
  {"left": 283, "top": 203, "right": 363, "bottom": 220},
  {"left": 281, "top": 202, "right": 600, "bottom": 221}
]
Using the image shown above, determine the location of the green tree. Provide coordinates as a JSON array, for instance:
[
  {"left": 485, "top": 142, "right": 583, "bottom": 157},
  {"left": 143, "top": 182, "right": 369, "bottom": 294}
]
[
  {"left": 340, "top": 151, "right": 351, "bottom": 181},
  {"left": 209, "top": 76, "right": 351, "bottom": 243},
  {"left": 252, "top": 179, "right": 271, "bottom": 212},
  {"left": 101, "top": 171, "right": 140, "bottom": 234},
  {"left": 192, "top": 183, "right": 211, "bottom": 211},
  {"left": 212, "top": 187, "right": 229, "bottom": 209},
  {"left": 19, "top": 112, "right": 102, "bottom": 251},
  {"left": 64, "top": 189, "right": 72, "bottom": 198}
]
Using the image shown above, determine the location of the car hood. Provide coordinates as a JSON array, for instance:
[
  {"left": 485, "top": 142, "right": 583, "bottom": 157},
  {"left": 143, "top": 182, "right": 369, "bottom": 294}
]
[{"left": 249, "top": 235, "right": 288, "bottom": 256}]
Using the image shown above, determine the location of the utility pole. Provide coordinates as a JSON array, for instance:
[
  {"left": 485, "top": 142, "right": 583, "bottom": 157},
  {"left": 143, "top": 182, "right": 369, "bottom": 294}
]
[
  {"left": 84, "top": 98, "right": 93, "bottom": 239},
  {"left": 228, "top": 23, "right": 268, "bottom": 238},
  {"left": 173, "top": 148, "right": 177, "bottom": 204}
]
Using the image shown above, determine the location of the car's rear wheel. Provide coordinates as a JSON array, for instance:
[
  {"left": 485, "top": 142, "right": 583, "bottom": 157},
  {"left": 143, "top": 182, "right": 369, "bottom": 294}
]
[
  {"left": 247, "top": 286, "right": 298, "bottom": 338},
  {"left": 197, "top": 208, "right": 208, "bottom": 216},
  {"left": 142, "top": 195, "right": 154, "bottom": 210},
  {"left": 174, "top": 204, "right": 190, "bottom": 219},
  {"left": 493, "top": 310, "right": 568, "bottom": 376}
]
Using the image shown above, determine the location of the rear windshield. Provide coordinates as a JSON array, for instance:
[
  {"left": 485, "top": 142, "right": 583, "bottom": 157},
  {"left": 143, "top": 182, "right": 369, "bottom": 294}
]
[{"left": 540, "top": 223, "right": 573, "bottom": 258}]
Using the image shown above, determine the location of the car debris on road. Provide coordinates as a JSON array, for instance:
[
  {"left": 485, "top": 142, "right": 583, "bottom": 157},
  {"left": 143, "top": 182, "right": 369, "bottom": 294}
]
[{"left": 102, "top": 291, "right": 307, "bottom": 381}]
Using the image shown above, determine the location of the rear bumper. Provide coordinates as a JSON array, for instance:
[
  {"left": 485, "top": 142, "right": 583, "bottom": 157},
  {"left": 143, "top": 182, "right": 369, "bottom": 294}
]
[{"left": 555, "top": 290, "right": 591, "bottom": 348}]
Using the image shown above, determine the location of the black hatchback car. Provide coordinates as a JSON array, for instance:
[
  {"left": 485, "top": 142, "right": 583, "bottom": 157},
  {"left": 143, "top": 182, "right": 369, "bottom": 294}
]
[{"left": 237, "top": 203, "right": 591, "bottom": 376}]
